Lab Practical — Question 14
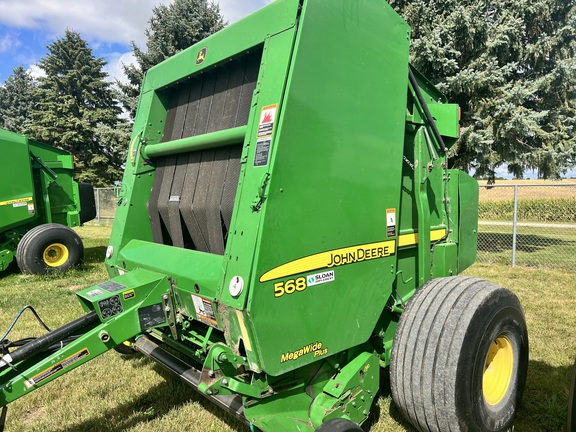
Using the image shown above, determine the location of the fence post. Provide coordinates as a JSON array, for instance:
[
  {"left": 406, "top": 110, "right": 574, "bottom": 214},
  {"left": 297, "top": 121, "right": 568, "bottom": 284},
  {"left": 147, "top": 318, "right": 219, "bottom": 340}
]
[
  {"left": 511, "top": 185, "right": 518, "bottom": 266},
  {"left": 96, "top": 188, "right": 101, "bottom": 225}
]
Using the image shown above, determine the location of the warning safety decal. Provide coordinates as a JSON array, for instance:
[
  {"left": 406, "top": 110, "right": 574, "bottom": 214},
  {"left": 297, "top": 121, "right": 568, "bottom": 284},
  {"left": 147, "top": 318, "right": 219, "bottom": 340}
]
[
  {"left": 260, "top": 240, "right": 396, "bottom": 283},
  {"left": 386, "top": 208, "right": 397, "bottom": 237},
  {"left": 254, "top": 104, "right": 278, "bottom": 167},
  {"left": 257, "top": 104, "right": 278, "bottom": 138},
  {"left": 192, "top": 295, "right": 218, "bottom": 327},
  {"left": 24, "top": 348, "right": 90, "bottom": 389},
  {"left": 254, "top": 139, "right": 271, "bottom": 167}
]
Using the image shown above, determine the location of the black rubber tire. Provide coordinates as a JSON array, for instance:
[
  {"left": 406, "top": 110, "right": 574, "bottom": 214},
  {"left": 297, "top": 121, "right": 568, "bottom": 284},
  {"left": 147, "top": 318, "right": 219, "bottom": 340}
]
[
  {"left": 315, "top": 418, "right": 363, "bottom": 432},
  {"left": 16, "top": 223, "right": 84, "bottom": 275},
  {"left": 390, "top": 276, "right": 528, "bottom": 432}
]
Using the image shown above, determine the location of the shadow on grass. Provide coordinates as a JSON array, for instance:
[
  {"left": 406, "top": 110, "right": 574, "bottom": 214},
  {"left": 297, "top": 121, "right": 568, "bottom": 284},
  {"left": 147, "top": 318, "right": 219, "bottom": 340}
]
[
  {"left": 515, "top": 359, "right": 572, "bottom": 432},
  {"left": 54, "top": 354, "right": 573, "bottom": 432},
  {"left": 367, "top": 360, "right": 571, "bottom": 432},
  {"left": 83, "top": 246, "right": 107, "bottom": 265},
  {"left": 478, "top": 232, "right": 574, "bottom": 254},
  {"left": 0, "top": 260, "right": 19, "bottom": 277},
  {"left": 57, "top": 360, "right": 245, "bottom": 432}
]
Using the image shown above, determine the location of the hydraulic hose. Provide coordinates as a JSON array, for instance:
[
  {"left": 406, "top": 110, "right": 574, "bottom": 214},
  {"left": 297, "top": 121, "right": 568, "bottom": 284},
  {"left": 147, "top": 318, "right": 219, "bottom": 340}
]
[{"left": 0, "top": 311, "right": 99, "bottom": 370}]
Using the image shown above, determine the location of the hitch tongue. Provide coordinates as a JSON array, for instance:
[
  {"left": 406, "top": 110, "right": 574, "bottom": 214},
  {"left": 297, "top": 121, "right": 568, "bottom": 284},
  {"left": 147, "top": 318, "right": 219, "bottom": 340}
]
[{"left": 0, "top": 311, "right": 99, "bottom": 371}]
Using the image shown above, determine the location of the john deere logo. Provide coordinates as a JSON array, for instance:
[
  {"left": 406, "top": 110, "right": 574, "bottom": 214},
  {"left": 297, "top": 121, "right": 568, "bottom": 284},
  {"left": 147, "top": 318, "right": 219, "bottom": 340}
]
[{"left": 195, "top": 47, "right": 207, "bottom": 65}]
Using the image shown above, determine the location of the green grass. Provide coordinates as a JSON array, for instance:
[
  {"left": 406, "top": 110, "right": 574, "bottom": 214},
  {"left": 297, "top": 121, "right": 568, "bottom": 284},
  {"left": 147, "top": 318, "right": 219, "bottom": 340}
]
[
  {"left": 478, "top": 223, "right": 576, "bottom": 270},
  {"left": 1, "top": 226, "right": 575, "bottom": 431}
]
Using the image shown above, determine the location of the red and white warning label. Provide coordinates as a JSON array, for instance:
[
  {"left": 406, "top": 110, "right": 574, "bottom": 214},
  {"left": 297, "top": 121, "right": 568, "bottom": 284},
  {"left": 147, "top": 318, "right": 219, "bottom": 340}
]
[
  {"left": 192, "top": 294, "right": 218, "bottom": 327},
  {"left": 257, "top": 104, "right": 278, "bottom": 138}
]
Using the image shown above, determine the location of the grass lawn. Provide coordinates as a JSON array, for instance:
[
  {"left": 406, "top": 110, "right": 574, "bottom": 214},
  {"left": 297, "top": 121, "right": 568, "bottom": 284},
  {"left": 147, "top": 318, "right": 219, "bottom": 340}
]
[
  {"left": 1, "top": 226, "right": 574, "bottom": 431},
  {"left": 478, "top": 223, "right": 576, "bottom": 271}
]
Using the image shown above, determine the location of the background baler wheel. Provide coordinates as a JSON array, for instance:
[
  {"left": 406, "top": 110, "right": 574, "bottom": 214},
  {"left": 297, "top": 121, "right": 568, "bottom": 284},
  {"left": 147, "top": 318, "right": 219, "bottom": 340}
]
[
  {"left": 16, "top": 223, "right": 84, "bottom": 275},
  {"left": 390, "top": 276, "right": 528, "bottom": 432}
]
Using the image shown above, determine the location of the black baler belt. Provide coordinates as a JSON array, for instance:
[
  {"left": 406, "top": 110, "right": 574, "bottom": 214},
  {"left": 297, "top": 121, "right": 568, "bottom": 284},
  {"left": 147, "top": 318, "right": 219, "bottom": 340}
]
[
  {"left": 167, "top": 153, "right": 189, "bottom": 248},
  {"left": 149, "top": 158, "right": 168, "bottom": 244},
  {"left": 180, "top": 151, "right": 208, "bottom": 252},
  {"left": 220, "top": 146, "right": 242, "bottom": 231},
  {"left": 150, "top": 144, "right": 241, "bottom": 255},
  {"left": 149, "top": 49, "right": 258, "bottom": 254},
  {"left": 204, "top": 147, "right": 231, "bottom": 255},
  {"left": 157, "top": 155, "right": 178, "bottom": 243}
]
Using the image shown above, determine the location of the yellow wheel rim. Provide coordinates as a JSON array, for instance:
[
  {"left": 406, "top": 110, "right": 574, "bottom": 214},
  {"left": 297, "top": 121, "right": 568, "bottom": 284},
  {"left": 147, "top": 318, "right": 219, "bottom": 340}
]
[
  {"left": 483, "top": 335, "right": 514, "bottom": 406},
  {"left": 43, "top": 243, "right": 69, "bottom": 267}
]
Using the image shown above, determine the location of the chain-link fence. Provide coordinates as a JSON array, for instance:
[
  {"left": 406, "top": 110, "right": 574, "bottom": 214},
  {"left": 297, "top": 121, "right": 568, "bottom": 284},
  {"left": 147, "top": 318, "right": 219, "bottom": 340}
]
[
  {"left": 478, "top": 183, "right": 576, "bottom": 271},
  {"left": 89, "top": 184, "right": 576, "bottom": 271},
  {"left": 90, "top": 187, "right": 121, "bottom": 226}
]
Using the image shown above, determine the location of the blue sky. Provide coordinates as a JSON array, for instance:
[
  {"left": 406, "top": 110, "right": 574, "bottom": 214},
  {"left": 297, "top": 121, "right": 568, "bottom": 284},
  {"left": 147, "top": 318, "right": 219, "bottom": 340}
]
[{"left": 0, "top": 0, "right": 272, "bottom": 84}]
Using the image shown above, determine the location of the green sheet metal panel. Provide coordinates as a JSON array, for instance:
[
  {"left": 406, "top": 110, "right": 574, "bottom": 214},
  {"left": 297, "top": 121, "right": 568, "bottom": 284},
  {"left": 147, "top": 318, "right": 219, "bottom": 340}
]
[
  {"left": 218, "top": 26, "right": 300, "bottom": 311},
  {"left": 248, "top": 0, "right": 411, "bottom": 376},
  {"left": 0, "top": 129, "right": 36, "bottom": 231},
  {"left": 29, "top": 140, "right": 80, "bottom": 227},
  {"left": 457, "top": 170, "right": 479, "bottom": 272}
]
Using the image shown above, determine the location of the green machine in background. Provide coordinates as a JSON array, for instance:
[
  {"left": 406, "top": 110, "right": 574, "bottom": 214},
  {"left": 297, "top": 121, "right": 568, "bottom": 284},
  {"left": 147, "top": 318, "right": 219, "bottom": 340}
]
[
  {"left": 0, "top": 1, "right": 529, "bottom": 431},
  {"left": 0, "top": 128, "right": 95, "bottom": 274}
]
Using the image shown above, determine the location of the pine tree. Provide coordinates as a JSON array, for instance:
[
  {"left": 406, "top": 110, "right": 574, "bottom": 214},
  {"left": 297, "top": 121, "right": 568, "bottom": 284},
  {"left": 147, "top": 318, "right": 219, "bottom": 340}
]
[
  {"left": 391, "top": 0, "right": 576, "bottom": 180},
  {"left": 27, "top": 30, "right": 126, "bottom": 186},
  {"left": 0, "top": 66, "right": 37, "bottom": 133},
  {"left": 119, "top": 0, "right": 225, "bottom": 118}
]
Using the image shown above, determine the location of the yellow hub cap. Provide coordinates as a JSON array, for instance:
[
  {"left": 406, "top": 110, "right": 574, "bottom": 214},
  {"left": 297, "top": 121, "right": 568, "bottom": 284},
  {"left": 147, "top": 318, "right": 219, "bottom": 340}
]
[
  {"left": 483, "top": 335, "right": 514, "bottom": 406},
  {"left": 43, "top": 243, "right": 69, "bottom": 267}
]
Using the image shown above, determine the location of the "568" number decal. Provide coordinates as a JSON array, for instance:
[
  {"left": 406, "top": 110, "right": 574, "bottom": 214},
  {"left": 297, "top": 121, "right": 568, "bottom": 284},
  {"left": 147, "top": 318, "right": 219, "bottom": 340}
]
[{"left": 274, "top": 277, "right": 307, "bottom": 298}]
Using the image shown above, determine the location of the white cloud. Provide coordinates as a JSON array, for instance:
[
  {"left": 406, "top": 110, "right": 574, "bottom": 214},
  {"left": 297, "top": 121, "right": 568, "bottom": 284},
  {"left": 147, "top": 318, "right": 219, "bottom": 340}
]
[
  {"left": 27, "top": 63, "right": 45, "bottom": 79},
  {"left": 0, "top": 0, "right": 170, "bottom": 47},
  {"left": 0, "top": 1, "right": 271, "bottom": 48},
  {"left": 0, "top": 1, "right": 272, "bottom": 83},
  {"left": 0, "top": 33, "right": 20, "bottom": 53},
  {"left": 103, "top": 51, "right": 136, "bottom": 83},
  {"left": 217, "top": 0, "right": 274, "bottom": 23}
]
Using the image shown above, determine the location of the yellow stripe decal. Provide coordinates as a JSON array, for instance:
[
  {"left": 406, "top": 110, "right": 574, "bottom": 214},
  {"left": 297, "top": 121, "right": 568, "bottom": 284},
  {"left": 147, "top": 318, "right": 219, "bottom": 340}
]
[
  {"left": 235, "top": 310, "right": 252, "bottom": 352},
  {"left": 260, "top": 240, "right": 396, "bottom": 283},
  {"left": 0, "top": 196, "right": 33, "bottom": 206},
  {"left": 398, "top": 228, "right": 446, "bottom": 247},
  {"left": 260, "top": 229, "right": 447, "bottom": 283}
]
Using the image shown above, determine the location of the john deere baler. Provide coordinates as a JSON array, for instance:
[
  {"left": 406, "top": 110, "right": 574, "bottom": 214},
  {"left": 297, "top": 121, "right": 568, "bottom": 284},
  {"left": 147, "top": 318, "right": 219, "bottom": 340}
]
[
  {"left": 0, "top": 1, "right": 528, "bottom": 431},
  {"left": 0, "top": 129, "right": 95, "bottom": 274}
]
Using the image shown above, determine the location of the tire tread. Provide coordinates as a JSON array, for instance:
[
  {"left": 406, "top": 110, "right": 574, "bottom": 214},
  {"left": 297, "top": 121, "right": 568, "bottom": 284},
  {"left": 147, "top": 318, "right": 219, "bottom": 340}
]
[
  {"left": 16, "top": 223, "right": 84, "bottom": 275},
  {"left": 390, "top": 276, "right": 527, "bottom": 432}
]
